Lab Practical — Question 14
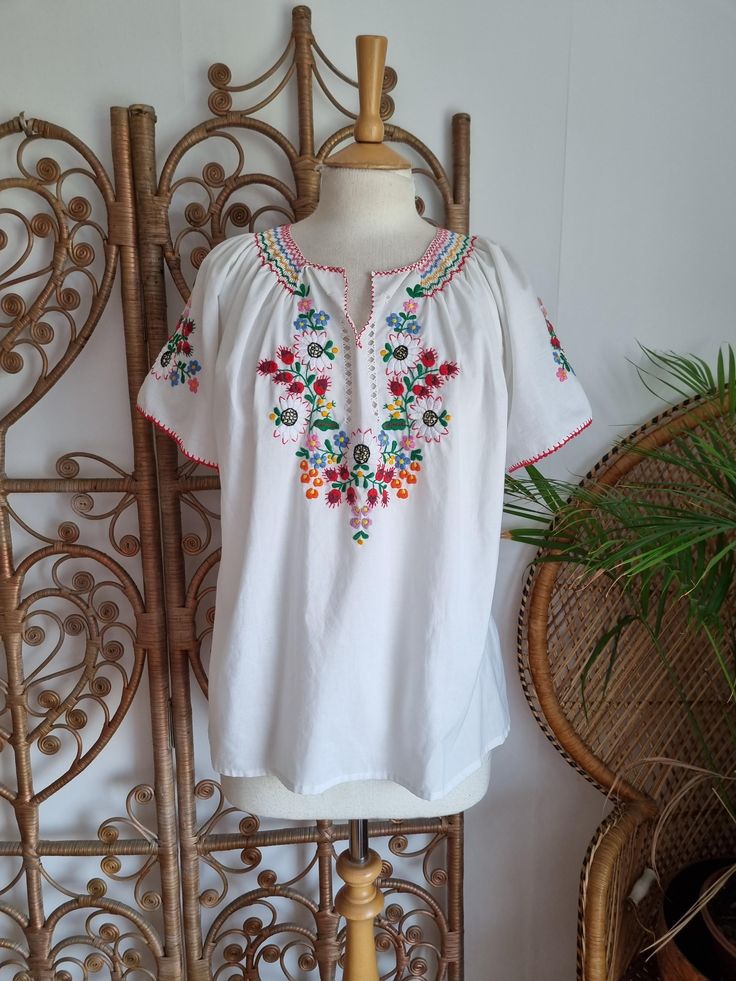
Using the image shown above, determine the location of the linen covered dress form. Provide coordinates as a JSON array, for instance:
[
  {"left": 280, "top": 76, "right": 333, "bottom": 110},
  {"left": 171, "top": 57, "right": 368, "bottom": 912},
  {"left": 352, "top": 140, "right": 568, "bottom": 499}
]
[{"left": 135, "top": 224, "right": 593, "bottom": 800}]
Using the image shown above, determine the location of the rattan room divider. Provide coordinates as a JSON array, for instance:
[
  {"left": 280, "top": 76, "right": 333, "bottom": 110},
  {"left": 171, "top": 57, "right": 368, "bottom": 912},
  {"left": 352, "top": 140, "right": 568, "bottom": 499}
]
[{"left": 0, "top": 7, "right": 472, "bottom": 978}]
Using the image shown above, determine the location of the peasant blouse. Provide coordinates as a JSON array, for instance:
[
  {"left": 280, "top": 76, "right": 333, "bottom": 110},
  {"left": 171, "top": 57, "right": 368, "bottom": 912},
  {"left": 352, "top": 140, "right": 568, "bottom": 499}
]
[{"left": 135, "top": 223, "right": 593, "bottom": 800}]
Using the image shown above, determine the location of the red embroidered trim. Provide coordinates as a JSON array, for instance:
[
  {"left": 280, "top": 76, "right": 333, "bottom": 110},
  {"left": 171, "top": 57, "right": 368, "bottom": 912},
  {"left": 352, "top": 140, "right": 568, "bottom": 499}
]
[
  {"left": 282, "top": 223, "right": 450, "bottom": 346},
  {"left": 282, "top": 222, "right": 446, "bottom": 279},
  {"left": 257, "top": 224, "right": 477, "bottom": 336},
  {"left": 340, "top": 268, "right": 371, "bottom": 347},
  {"left": 506, "top": 416, "right": 592, "bottom": 473},
  {"left": 135, "top": 402, "right": 220, "bottom": 471}
]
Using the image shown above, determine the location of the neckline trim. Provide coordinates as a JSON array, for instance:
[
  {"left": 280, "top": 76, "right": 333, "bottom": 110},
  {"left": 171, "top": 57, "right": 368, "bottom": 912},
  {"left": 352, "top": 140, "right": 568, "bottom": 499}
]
[
  {"left": 282, "top": 222, "right": 446, "bottom": 279},
  {"left": 281, "top": 223, "right": 446, "bottom": 346},
  {"left": 254, "top": 223, "right": 477, "bottom": 347}
]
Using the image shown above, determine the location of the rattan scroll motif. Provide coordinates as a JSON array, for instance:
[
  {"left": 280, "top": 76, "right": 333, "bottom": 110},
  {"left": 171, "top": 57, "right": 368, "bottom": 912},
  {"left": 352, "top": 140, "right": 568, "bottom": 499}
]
[
  {"left": 135, "top": 5, "right": 470, "bottom": 978},
  {"left": 516, "top": 394, "right": 735, "bottom": 980},
  {"left": 0, "top": 113, "right": 183, "bottom": 975}
]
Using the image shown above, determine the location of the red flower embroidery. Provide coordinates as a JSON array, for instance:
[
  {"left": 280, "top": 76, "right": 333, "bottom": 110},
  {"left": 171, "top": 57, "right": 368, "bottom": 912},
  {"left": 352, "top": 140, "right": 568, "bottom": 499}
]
[
  {"left": 257, "top": 358, "right": 278, "bottom": 375},
  {"left": 151, "top": 309, "right": 202, "bottom": 392},
  {"left": 538, "top": 298, "right": 575, "bottom": 381},
  {"left": 258, "top": 279, "right": 460, "bottom": 544}
]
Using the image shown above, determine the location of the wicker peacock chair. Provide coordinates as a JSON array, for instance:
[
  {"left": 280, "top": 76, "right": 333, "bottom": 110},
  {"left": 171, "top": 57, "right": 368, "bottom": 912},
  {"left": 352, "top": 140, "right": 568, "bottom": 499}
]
[{"left": 516, "top": 389, "right": 736, "bottom": 980}]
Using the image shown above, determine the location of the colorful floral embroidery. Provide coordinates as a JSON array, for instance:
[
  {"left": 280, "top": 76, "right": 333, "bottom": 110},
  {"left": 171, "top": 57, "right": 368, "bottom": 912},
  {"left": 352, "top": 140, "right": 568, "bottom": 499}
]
[
  {"left": 538, "top": 298, "right": 575, "bottom": 382},
  {"left": 150, "top": 298, "right": 202, "bottom": 393},
  {"left": 258, "top": 279, "right": 459, "bottom": 545},
  {"left": 381, "top": 316, "right": 458, "bottom": 445},
  {"left": 256, "top": 225, "right": 477, "bottom": 301},
  {"left": 258, "top": 283, "right": 343, "bottom": 446},
  {"left": 384, "top": 287, "right": 424, "bottom": 334}
]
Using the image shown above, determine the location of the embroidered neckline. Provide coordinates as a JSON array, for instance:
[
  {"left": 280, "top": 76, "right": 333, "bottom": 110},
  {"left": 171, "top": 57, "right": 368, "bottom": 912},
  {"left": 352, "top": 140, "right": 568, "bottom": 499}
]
[
  {"left": 254, "top": 223, "right": 477, "bottom": 346},
  {"left": 282, "top": 221, "right": 446, "bottom": 279},
  {"left": 256, "top": 277, "right": 461, "bottom": 544}
]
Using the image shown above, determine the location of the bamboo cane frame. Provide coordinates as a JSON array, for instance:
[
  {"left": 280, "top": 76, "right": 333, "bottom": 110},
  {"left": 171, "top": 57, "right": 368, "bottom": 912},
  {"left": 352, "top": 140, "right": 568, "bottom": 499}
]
[
  {"left": 0, "top": 5, "right": 474, "bottom": 979},
  {"left": 0, "top": 107, "right": 185, "bottom": 976}
]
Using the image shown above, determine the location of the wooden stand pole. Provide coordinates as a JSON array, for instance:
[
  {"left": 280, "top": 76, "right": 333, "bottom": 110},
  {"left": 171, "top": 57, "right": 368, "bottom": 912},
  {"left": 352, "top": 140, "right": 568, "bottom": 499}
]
[
  {"left": 324, "top": 34, "right": 411, "bottom": 170},
  {"left": 327, "top": 28, "right": 399, "bottom": 979},
  {"left": 335, "top": 845, "right": 383, "bottom": 981}
]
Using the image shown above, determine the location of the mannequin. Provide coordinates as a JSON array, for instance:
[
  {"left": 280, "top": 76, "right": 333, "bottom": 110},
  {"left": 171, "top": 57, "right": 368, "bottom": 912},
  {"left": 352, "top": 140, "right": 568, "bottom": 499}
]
[
  {"left": 220, "top": 162, "right": 493, "bottom": 821},
  {"left": 220, "top": 34, "right": 494, "bottom": 980}
]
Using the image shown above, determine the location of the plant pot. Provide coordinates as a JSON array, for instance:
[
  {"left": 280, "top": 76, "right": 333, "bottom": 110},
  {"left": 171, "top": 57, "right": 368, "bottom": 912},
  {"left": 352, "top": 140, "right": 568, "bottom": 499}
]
[
  {"left": 656, "top": 903, "right": 708, "bottom": 980},
  {"left": 700, "top": 866, "right": 736, "bottom": 979},
  {"left": 656, "top": 857, "right": 735, "bottom": 980}
]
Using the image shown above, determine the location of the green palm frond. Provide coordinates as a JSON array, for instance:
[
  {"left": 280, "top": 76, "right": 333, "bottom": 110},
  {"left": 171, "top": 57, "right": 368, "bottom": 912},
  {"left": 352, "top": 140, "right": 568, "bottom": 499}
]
[
  {"left": 503, "top": 341, "right": 736, "bottom": 783},
  {"left": 626, "top": 340, "right": 736, "bottom": 416}
]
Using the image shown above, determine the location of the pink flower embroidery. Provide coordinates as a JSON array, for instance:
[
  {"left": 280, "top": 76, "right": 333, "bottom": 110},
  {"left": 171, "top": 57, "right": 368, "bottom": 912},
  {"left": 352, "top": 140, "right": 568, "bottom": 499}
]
[
  {"left": 258, "top": 281, "right": 460, "bottom": 544},
  {"left": 538, "top": 297, "right": 575, "bottom": 381},
  {"left": 349, "top": 499, "right": 372, "bottom": 533},
  {"left": 151, "top": 307, "right": 202, "bottom": 392}
]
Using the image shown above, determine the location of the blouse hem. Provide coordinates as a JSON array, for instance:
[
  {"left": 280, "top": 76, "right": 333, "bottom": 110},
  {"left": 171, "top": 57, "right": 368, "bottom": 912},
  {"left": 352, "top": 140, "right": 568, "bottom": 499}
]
[
  {"left": 135, "top": 402, "right": 220, "bottom": 471},
  {"left": 212, "top": 724, "right": 510, "bottom": 801},
  {"left": 506, "top": 415, "right": 592, "bottom": 474}
]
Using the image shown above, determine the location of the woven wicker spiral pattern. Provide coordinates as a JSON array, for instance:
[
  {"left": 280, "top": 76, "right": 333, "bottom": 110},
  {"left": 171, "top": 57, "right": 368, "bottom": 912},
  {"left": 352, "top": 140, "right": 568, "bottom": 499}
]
[{"left": 1, "top": 5, "right": 475, "bottom": 978}]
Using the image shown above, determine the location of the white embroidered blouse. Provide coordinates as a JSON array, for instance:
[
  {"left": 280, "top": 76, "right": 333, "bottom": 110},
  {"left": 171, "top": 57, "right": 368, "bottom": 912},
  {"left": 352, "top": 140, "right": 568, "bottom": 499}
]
[{"left": 135, "top": 223, "right": 593, "bottom": 800}]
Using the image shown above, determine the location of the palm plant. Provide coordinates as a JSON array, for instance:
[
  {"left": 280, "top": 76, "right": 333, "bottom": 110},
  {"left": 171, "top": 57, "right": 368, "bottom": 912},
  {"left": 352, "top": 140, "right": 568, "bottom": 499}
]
[{"left": 503, "top": 340, "right": 736, "bottom": 964}]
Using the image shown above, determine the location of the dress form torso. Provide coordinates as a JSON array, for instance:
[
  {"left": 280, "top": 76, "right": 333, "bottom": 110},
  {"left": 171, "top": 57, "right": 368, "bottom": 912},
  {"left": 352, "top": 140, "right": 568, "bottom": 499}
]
[{"left": 220, "top": 166, "right": 493, "bottom": 819}]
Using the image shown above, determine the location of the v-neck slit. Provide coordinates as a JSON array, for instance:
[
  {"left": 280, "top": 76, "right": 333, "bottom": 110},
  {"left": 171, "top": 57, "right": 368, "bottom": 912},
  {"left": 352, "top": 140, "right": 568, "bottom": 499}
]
[
  {"left": 253, "top": 223, "right": 481, "bottom": 337},
  {"left": 281, "top": 222, "right": 446, "bottom": 347},
  {"left": 135, "top": 227, "right": 595, "bottom": 802}
]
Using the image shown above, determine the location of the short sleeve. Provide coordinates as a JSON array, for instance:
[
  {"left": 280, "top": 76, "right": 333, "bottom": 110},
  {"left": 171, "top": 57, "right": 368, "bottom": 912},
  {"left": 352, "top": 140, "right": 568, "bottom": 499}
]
[
  {"left": 480, "top": 238, "right": 593, "bottom": 474},
  {"left": 135, "top": 248, "right": 221, "bottom": 470}
]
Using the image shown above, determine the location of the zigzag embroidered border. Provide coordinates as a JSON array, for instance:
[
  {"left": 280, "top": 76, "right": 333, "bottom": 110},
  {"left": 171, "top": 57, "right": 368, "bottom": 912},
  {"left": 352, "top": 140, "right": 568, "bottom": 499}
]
[
  {"left": 255, "top": 224, "right": 477, "bottom": 298},
  {"left": 416, "top": 229, "right": 477, "bottom": 296},
  {"left": 255, "top": 225, "right": 304, "bottom": 291}
]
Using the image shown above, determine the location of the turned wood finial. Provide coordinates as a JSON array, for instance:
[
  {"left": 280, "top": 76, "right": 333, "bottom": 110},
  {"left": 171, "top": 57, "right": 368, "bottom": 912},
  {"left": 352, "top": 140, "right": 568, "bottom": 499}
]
[{"left": 324, "top": 35, "right": 411, "bottom": 169}]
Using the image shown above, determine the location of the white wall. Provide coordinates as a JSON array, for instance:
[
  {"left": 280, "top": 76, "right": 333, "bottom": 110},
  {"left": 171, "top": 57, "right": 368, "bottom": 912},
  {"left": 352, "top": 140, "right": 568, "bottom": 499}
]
[{"left": 2, "top": 1, "right": 734, "bottom": 978}]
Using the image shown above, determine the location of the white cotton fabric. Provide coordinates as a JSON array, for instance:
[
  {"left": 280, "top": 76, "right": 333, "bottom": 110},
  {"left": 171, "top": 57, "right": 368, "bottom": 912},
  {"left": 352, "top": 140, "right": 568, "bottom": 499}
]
[{"left": 135, "top": 224, "right": 593, "bottom": 800}]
